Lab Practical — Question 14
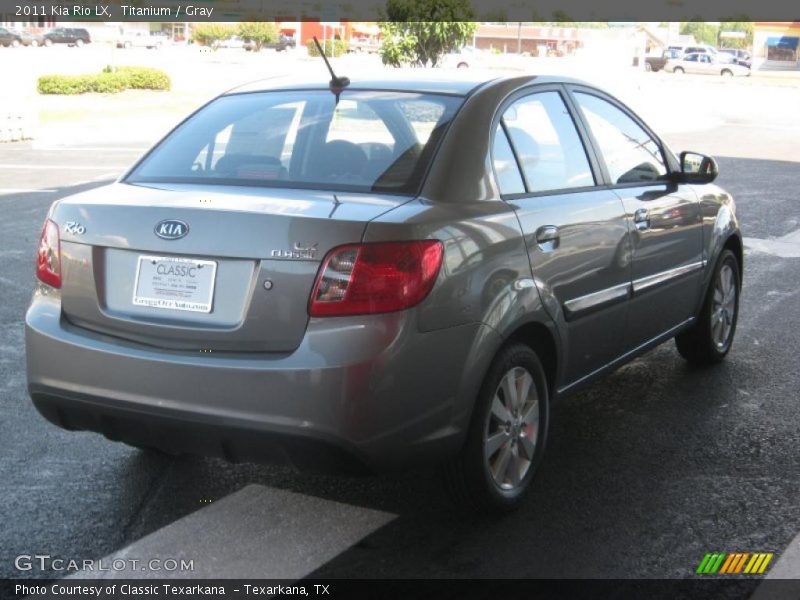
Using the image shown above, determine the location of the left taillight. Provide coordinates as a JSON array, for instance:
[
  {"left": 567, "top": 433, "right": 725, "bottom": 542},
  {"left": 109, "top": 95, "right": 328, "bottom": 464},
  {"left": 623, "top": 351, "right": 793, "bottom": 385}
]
[
  {"left": 36, "top": 219, "right": 62, "bottom": 289},
  {"left": 309, "top": 240, "right": 444, "bottom": 317}
]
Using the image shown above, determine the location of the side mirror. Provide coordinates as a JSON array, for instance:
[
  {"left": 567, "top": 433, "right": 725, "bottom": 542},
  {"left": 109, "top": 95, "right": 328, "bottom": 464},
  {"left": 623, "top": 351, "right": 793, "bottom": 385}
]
[{"left": 679, "top": 151, "right": 718, "bottom": 184}]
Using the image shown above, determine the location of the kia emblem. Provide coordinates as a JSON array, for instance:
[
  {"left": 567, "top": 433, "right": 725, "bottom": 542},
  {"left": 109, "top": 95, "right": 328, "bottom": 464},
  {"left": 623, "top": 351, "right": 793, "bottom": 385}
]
[{"left": 154, "top": 219, "right": 189, "bottom": 240}]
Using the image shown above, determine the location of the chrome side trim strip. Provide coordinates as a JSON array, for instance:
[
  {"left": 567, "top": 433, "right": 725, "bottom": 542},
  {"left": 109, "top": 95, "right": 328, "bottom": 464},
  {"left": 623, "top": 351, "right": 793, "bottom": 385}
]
[
  {"left": 632, "top": 260, "right": 705, "bottom": 294},
  {"left": 563, "top": 281, "right": 631, "bottom": 321}
]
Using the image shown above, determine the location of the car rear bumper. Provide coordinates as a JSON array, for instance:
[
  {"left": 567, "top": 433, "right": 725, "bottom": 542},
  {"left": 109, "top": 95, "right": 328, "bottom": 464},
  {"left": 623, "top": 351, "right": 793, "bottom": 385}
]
[{"left": 26, "top": 289, "right": 492, "bottom": 472}]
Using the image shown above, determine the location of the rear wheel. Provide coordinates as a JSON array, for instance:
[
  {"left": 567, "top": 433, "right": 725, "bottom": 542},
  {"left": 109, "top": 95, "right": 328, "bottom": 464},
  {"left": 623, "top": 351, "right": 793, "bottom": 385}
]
[
  {"left": 673, "top": 66, "right": 684, "bottom": 74},
  {"left": 645, "top": 62, "right": 652, "bottom": 72},
  {"left": 44, "top": 38, "right": 53, "bottom": 47},
  {"left": 75, "top": 39, "right": 84, "bottom": 47},
  {"left": 31, "top": 40, "right": 39, "bottom": 47},
  {"left": 444, "top": 343, "right": 549, "bottom": 512},
  {"left": 675, "top": 249, "right": 740, "bottom": 365},
  {"left": 721, "top": 69, "right": 733, "bottom": 77},
  {"left": 12, "top": 39, "right": 20, "bottom": 48},
  {"left": 457, "top": 61, "right": 469, "bottom": 69}
]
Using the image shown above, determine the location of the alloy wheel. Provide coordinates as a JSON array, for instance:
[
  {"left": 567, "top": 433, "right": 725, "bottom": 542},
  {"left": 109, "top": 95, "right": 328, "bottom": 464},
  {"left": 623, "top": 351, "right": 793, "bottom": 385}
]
[
  {"left": 711, "top": 264, "right": 737, "bottom": 349},
  {"left": 484, "top": 367, "right": 539, "bottom": 491}
]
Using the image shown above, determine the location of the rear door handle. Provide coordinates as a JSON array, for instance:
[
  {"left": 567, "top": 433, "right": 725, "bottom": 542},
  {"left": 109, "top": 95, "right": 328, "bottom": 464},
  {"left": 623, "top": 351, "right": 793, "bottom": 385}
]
[
  {"left": 634, "top": 208, "right": 650, "bottom": 231},
  {"left": 535, "top": 225, "right": 560, "bottom": 251}
]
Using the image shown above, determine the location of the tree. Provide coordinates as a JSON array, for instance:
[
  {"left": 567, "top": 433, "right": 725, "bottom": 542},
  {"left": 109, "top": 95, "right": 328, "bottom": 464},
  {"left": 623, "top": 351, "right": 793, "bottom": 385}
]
[
  {"left": 379, "top": 0, "right": 477, "bottom": 67},
  {"left": 719, "top": 19, "right": 754, "bottom": 49},
  {"left": 191, "top": 24, "right": 235, "bottom": 49},
  {"left": 238, "top": 22, "right": 279, "bottom": 52},
  {"left": 679, "top": 21, "right": 720, "bottom": 46}
]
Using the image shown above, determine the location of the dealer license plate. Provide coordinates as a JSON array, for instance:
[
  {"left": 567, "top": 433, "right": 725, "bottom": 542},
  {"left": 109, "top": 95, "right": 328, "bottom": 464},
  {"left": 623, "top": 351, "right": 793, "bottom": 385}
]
[{"left": 132, "top": 255, "right": 217, "bottom": 313}]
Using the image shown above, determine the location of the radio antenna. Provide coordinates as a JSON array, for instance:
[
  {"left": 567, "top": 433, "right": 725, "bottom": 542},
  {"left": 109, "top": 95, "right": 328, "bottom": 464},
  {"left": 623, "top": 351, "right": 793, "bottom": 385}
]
[{"left": 312, "top": 36, "right": 350, "bottom": 104}]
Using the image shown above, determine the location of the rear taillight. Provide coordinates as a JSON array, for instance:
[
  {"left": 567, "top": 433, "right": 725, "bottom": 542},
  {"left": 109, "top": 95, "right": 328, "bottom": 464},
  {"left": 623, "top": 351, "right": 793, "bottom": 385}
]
[
  {"left": 309, "top": 240, "right": 444, "bottom": 317},
  {"left": 36, "top": 219, "right": 61, "bottom": 289}
]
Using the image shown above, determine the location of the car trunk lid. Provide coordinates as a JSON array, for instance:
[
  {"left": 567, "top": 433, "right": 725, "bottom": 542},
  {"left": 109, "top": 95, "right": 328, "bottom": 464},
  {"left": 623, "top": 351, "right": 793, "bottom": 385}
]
[{"left": 51, "top": 182, "right": 406, "bottom": 352}]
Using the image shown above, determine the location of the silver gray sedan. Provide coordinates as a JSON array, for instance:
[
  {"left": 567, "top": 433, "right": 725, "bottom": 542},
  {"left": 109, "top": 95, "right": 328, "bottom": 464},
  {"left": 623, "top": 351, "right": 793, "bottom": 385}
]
[{"left": 26, "top": 74, "right": 742, "bottom": 511}]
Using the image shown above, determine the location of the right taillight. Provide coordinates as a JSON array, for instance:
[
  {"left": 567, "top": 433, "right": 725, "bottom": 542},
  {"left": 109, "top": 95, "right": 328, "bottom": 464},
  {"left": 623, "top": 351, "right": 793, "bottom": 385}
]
[
  {"left": 36, "top": 218, "right": 62, "bottom": 289},
  {"left": 309, "top": 240, "right": 444, "bottom": 317}
]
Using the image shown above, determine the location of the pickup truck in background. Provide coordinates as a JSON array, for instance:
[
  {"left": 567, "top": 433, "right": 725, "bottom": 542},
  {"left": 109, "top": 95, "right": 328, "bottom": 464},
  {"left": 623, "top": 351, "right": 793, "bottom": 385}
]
[{"left": 634, "top": 48, "right": 682, "bottom": 71}]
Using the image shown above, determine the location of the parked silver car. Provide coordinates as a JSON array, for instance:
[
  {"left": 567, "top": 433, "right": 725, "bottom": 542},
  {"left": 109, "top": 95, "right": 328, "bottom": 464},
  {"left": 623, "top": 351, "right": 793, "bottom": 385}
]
[
  {"left": 666, "top": 52, "right": 750, "bottom": 76},
  {"left": 26, "top": 74, "right": 742, "bottom": 511}
]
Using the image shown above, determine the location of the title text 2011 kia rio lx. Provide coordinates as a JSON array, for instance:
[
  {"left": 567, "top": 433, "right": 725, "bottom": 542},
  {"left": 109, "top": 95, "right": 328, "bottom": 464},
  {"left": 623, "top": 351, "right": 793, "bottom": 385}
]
[{"left": 26, "top": 74, "right": 742, "bottom": 511}]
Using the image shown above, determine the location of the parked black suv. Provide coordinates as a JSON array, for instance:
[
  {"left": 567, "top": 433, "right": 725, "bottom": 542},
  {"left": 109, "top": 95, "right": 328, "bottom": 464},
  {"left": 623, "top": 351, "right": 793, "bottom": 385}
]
[
  {"left": 43, "top": 28, "right": 91, "bottom": 47},
  {"left": 0, "top": 26, "right": 22, "bottom": 47}
]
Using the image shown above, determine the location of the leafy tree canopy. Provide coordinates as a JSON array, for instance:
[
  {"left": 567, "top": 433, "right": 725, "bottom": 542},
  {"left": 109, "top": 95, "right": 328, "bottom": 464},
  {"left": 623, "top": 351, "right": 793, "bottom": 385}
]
[
  {"left": 379, "top": 0, "right": 477, "bottom": 67},
  {"left": 191, "top": 23, "right": 235, "bottom": 49},
  {"left": 238, "top": 22, "right": 279, "bottom": 51}
]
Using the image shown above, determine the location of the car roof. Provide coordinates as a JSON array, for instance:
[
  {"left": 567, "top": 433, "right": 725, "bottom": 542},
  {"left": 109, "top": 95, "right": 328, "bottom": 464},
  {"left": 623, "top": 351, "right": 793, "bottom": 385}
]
[{"left": 228, "top": 72, "right": 588, "bottom": 97}]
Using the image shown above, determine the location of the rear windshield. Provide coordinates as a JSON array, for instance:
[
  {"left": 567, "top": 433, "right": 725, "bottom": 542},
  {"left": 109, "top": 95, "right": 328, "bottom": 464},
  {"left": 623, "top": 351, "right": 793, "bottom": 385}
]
[{"left": 126, "top": 90, "right": 463, "bottom": 195}]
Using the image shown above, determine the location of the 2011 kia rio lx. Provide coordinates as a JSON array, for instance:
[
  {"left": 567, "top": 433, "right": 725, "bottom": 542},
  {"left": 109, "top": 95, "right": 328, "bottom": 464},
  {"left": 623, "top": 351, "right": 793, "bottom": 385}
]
[{"left": 26, "top": 74, "right": 742, "bottom": 511}]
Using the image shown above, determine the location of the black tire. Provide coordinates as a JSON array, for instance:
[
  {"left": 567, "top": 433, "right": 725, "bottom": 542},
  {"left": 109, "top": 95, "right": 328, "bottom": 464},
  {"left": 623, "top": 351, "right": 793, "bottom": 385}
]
[
  {"left": 457, "top": 61, "right": 469, "bottom": 69},
  {"left": 721, "top": 69, "right": 733, "bottom": 77},
  {"left": 675, "top": 249, "right": 740, "bottom": 366},
  {"left": 443, "top": 342, "right": 549, "bottom": 513},
  {"left": 673, "top": 66, "right": 684, "bottom": 74}
]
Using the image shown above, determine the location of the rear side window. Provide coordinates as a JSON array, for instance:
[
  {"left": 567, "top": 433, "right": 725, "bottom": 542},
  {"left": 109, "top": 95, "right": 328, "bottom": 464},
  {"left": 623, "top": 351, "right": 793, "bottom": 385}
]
[
  {"left": 492, "top": 124, "right": 525, "bottom": 195},
  {"left": 574, "top": 92, "right": 668, "bottom": 185},
  {"left": 501, "top": 91, "right": 595, "bottom": 193},
  {"left": 127, "top": 90, "right": 463, "bottom": 195}
]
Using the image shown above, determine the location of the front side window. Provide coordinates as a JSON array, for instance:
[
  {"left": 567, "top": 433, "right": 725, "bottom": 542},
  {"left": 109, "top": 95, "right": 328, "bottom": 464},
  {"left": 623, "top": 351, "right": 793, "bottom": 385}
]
[
  {"left": 127, "top": 90, "right": 463, "bottom": 195},
  {"left": 574, "top": 92, "right": 668, "bottom": 185},
  {"left": 500, "top": 91, "right": 594, "bottom": 193}
]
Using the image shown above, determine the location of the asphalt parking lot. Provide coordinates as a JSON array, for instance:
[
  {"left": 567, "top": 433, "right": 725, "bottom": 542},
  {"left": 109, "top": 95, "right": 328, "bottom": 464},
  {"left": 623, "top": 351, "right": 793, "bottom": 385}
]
[{"left": 1, "top": 71, "right": 800, "bottom": 583}]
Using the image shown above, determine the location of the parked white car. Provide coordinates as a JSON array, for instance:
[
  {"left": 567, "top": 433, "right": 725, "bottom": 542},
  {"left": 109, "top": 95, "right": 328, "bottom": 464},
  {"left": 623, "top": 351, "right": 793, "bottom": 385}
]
[
  {"left": 666, "top": 52, "right": 750, "bottom": 77},
  {"left": 116, "top": 30, "right": 164, "bottom": 49},
  {"left": 218, "top": 36, "right": 245, "bottom": 49},
  {"left": 440, "top": 47, "right": 485, "bottom": 69}
]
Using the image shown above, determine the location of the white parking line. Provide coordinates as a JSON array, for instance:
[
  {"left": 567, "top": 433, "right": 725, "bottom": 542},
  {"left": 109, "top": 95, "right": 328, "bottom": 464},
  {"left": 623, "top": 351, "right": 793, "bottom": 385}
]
[
  {"left": 0, "top": 164, "right": 128, "bottom": 170},
  {"left": 32, "top": 146, "right": 149, "bottom": 152},
  {"left": 744, "top": 230, "right": 800, "bottom": 259},
  {"left": 69, "top": 484, "right": 395, "bottom": 579},
  {"left": 764, "top": 533, "right": 800, "bottom": 579},
  {"left": 0, "top": 188, "right": 56, "bottom": 195},
  {"left": 750, "top": 531, "right": 800, "bottom": 599}
]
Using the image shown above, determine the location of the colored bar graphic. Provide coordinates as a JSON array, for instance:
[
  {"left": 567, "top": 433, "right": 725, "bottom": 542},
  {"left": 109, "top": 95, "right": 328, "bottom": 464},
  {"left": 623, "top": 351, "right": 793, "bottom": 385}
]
[
  {"left": 720, "top": 554, "right": 736, "bottom": 574},
  {"left": 734, "top": 553, "right": 750, "bottom": 573},
  {"left": 758, "top": 554, "right": 773, "bottom": 574},
  {"left": 710, "top": 553, "right": 726, "bottom": 573},
  {"left": 697, "top": 553, "right": 713, "bottom": 574},
  {"left": 704, "top": 553, "right": 720, "bottom": 574},
  {"left": 744, "top": 554, "right": 760, "bottom": 574},
  {"left": 697, "top": 552, "right": 773, "bottom": 575}
]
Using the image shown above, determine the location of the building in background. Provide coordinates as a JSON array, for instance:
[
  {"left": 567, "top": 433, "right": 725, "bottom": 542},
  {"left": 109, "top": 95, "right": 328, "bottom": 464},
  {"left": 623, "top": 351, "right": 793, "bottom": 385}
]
[
  {"left": 473, "top": 24, "right": 582, "bottom": 56},
  {"left": 753, "top": 22, "right": 800, "bottom": 69}
]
